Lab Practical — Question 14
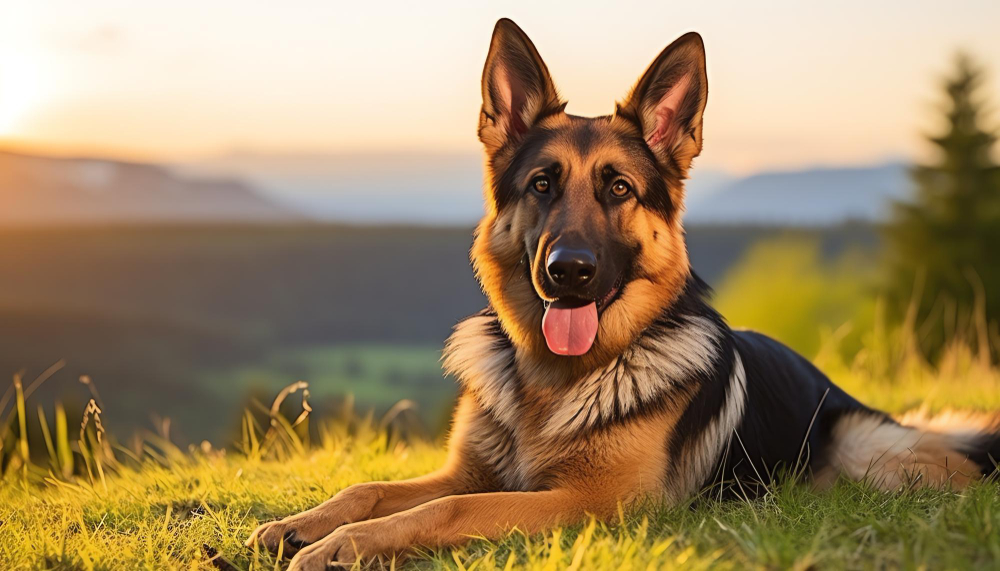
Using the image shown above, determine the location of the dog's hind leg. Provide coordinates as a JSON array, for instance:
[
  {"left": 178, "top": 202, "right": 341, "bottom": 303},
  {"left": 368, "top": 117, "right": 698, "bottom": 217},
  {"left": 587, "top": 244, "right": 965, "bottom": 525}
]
[{"left": 815, "top": 410, "right": 999, "bottom": 490}]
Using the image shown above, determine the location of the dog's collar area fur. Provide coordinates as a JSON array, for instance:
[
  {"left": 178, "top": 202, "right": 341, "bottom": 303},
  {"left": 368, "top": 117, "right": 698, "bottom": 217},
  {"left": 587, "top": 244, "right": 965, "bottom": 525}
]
[{"left": 443, "top": 275, "right": 732, "bottom": 437}]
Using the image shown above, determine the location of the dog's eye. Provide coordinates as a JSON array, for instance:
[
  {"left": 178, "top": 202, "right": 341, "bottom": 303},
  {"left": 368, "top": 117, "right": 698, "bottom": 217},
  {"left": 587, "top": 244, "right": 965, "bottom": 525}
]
[
  {"left": 610, "top": 180, "right": 631, "bottom": 197},
  {"left": 532, "top": 176, "right": 550, "bottom": 194}
]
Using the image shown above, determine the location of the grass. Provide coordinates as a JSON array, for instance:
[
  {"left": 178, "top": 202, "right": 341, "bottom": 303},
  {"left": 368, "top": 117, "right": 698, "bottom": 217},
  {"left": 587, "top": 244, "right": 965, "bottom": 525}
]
[
  {"left": 3, "top": 321, "right": 1000, "bottom": 570},
  {"left": 5, "top": 440, "right": 1000, "bottom": 570}
]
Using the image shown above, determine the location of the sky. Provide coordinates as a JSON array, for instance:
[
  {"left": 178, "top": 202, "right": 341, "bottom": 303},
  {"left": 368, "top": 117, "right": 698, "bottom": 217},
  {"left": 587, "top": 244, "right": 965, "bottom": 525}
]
[{"left": 0, "top": 0, "right": 998, "bottom": 174}]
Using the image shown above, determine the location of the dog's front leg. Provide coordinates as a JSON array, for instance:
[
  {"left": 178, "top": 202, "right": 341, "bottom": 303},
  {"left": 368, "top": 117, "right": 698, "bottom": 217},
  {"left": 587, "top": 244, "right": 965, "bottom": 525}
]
[
  {"left": 287, "top": 488, "right": 613, "bottom": 569},
  {"left": 246, "top": 470, "right": 470, "bottom": 556}
]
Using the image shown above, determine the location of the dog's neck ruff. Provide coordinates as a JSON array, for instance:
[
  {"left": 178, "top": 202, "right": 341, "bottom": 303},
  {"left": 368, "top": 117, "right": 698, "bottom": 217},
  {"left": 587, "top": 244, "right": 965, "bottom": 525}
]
[{"left": 443, "top": 280, "right": 729, "bottom": 437}]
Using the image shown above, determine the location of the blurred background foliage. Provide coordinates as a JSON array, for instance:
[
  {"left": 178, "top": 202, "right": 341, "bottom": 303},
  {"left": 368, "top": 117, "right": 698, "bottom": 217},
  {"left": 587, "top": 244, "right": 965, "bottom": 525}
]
[
  {"left": 886, "top": 53, "right": 1000, "bottom": 362},
  {"left": 713, "top": 237, "right": 877, "bottom": 361}
]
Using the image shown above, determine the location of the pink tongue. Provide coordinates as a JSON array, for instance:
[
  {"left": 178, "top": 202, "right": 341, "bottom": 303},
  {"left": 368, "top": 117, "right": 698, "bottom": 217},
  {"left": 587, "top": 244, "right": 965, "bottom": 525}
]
[{"left": 542, "top": 302, "right": 598, "bottom": 356}]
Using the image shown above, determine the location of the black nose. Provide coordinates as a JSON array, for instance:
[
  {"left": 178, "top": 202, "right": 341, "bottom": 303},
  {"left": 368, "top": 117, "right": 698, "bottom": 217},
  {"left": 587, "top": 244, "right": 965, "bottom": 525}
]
[{"left": 546, "top": 247, "right": 597, "bottom": 289}]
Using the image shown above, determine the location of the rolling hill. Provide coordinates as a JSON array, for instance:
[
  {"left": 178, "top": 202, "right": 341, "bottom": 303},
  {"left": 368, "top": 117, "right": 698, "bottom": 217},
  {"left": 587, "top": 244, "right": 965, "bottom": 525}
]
[
  {"left": 685, "top": 162, "right": 910, "bottom": 225},
  {"left": 0, "top": 150, "right": 301, "bottom": 225}
]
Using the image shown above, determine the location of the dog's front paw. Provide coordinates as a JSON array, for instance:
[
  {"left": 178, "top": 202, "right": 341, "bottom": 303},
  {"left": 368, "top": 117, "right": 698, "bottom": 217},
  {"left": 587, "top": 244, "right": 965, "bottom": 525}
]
[
  {"left": 246, "top": 518, "right": 298, "bottom": 556},
  {"left": 245, "top": 513, "right": 336, "bottom": 557},
  {"left": 247, "top": 483, "right": 388, "bottom": 557},
  {"left": 288, "top": 522, "right": 403, "bottom": 570}
]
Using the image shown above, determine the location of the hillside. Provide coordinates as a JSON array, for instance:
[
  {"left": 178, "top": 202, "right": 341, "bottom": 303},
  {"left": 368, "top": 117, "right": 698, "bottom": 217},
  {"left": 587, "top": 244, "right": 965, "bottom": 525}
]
[
  {"left": 686, "top": 162, "right": 910, "bottom": 225},
  {"left": 0, "top": 151, "right": 301, "bottom": 225}
]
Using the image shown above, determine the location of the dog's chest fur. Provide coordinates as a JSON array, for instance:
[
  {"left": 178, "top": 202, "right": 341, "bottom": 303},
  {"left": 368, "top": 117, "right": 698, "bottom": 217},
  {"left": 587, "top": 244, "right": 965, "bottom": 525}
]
[{"left": 443, "top": 305, "right": 733, "bottom": 493}]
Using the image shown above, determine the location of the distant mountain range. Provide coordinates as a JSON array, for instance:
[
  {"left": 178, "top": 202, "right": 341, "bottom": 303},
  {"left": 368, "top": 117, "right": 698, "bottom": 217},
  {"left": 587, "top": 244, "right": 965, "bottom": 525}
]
[
  {"left": 176, "top": 151, "right": 488, "bottom": 225},
  {"left": 0, "top": 150, "right": 300, "bottom": 225},
  {"left": 180, "top": 152, "right": 913, "bottom": 226},
  {"left": 0, "top": 149, "right": 914, "bottom": 226},
  {"left": 684, "top": 162, "right": 912, "bottom": 225}
]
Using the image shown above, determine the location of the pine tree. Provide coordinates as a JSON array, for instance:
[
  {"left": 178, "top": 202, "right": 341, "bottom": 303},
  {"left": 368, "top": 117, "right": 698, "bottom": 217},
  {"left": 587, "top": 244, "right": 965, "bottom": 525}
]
[{"left": 885, "top": 53, "right": 1000, "bottom": 359}]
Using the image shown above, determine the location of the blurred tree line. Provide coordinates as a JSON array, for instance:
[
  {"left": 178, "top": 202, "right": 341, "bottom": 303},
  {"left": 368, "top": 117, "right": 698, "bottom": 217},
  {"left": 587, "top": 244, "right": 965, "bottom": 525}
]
[{"left": 885, "top": 53, "right": 1000, "bottom": 362}]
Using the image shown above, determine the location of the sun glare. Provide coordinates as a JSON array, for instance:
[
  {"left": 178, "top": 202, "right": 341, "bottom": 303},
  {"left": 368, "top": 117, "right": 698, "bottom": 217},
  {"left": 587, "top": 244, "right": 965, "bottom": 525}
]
[{"left": 0, "top": 51, "right": 44, "bottom": 136}]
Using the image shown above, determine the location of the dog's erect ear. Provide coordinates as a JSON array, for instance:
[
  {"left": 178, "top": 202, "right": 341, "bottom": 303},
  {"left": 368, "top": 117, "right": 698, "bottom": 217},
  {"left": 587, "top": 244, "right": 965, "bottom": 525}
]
[
  {"left": 620, "top": 32, "right": 707, "bottom": 172},
  {"left": 478, "top": 19, "right": 563, "bottom": 154}
]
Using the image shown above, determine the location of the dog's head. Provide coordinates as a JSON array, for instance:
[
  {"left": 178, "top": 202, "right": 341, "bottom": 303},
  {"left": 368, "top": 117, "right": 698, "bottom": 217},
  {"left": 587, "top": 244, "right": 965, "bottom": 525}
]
[{"left": 472, "top": 19, "right": 707, "bottom": 372}]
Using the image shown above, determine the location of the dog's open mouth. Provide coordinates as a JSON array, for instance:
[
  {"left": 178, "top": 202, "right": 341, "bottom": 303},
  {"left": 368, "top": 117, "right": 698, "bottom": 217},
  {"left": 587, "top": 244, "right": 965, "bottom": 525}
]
[{"left": 541, "top": 275, "right": 623, "bottom": 356}]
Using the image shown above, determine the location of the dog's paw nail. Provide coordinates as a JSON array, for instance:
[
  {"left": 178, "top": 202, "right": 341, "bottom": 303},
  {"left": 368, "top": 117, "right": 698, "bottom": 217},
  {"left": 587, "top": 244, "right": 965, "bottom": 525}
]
[{"left": 285, "top": 530, "right": 308, "bottom": 550}]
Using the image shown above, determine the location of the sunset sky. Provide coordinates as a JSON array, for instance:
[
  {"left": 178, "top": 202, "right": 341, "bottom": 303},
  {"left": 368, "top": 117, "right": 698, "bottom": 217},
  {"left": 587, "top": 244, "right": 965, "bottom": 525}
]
[{"left": 1, "top": 0, "right": 998, "bottom": 173}]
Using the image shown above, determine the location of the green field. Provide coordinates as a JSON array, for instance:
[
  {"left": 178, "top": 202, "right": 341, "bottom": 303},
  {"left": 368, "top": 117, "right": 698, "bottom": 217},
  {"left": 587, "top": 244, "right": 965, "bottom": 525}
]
[{"left": 4, "top": 334, "right": 1000, "bottom": 570}]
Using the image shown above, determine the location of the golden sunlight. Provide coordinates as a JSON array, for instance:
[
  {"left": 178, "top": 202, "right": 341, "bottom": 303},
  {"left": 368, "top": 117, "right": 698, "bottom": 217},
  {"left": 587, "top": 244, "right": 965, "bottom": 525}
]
[{"left": 0, "top": 51, "right": 45, "bottom": 136}]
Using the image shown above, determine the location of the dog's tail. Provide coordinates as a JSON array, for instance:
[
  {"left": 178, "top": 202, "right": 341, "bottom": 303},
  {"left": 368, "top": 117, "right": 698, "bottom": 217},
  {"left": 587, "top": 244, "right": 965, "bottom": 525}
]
[{"left": 819, "top": 409, "right": 1000, "bottom": 490}]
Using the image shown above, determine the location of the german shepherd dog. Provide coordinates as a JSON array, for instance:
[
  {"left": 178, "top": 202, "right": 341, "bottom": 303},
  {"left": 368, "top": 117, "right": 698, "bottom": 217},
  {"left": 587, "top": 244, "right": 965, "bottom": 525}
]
[{"left": 249, "top": 19, "right": 1000, "bottom": 569}]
